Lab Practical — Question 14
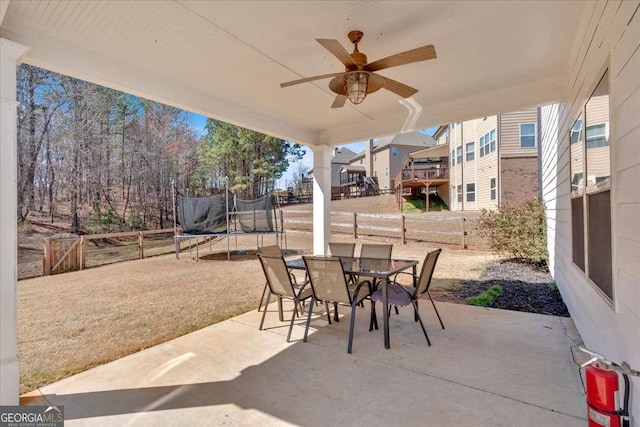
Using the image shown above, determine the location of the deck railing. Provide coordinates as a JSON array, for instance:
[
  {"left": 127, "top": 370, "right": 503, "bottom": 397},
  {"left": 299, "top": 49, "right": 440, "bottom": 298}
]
[{"left": 395, "top": 166, "right": 449, "bottom": 186}]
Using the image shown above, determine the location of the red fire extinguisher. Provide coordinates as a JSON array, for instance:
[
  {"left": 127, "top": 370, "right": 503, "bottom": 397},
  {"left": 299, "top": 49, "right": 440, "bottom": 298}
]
[{"left": 580, "top": 347, "right": 637, "bottom": 427}]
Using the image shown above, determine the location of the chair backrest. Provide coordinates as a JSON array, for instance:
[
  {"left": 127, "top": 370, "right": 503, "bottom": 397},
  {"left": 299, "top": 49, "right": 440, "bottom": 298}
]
[
  {"left": 328, "top": 242, "right": 356, "bottom": 258},
  {"left": 258, "top": 244, "right": 282, "bottom": 257},
  {"left": 257, "top": 254, "right": 296, "bottom": 299},
  {"left": 360, "top": 243, "right": 393, "bottom": 259},
  {"left": 415, "top": 249, "right": 442, "bottom": 296},
  {"left": 303, "top": 256, "right": 352, "bottom": 305}
]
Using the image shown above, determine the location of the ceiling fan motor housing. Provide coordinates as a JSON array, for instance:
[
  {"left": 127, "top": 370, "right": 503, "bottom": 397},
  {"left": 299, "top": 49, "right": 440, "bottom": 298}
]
[{"left": 348, "top": 30, "right": 367, "bottom": 68}]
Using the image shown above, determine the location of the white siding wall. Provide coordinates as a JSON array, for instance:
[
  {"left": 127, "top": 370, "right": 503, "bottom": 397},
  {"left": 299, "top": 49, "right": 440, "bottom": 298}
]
[
  {"left": 540, "top": 1, "right": 640, "bottom": 421},
  {"left": 452, "top": 123, "right": 463, "bottom": 210},
  {"left": 476, "top": 116, "right": 498, "bottom": 210}
]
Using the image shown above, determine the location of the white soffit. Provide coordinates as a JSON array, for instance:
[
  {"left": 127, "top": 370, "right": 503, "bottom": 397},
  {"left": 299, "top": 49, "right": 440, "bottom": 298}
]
[
  {"left": 1, "top": 1, "right": 585, "bottom": 146},
  {"left": 410, "top": 144, "right": 450, "bottom": 160}
]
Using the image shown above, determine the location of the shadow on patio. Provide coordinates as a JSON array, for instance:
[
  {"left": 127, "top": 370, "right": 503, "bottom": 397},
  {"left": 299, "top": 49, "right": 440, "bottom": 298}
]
[{"left": 24, "top": 301, "right": 587, "bottom": 426}]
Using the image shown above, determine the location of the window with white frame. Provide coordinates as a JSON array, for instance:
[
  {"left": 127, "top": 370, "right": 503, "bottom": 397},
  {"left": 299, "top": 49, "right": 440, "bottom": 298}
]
[
  {"left": 456, "top": 185, "right": 462, "bottom": 203},
  {"left": 451, "top": 150, "right": 455, "bottom": 166},
  {"left": 480, "top": 135, "right": 486, "bottom": 156},
  {"left": 520, "top": 123, "right": 536, "bottom": 148},
  {"left": 391, "top": 146, "right": 398, "bottom": 157},
  {"left": 479, "top": 129, "right": 496, "bottom": 157},
  {"left": 489, "top": 129, "right": 496, "bottom": 152},
  {"left": 570, "top": 70, "right": 612, "bottom": 301},
  {"left": 586, "top": 123, "right": 609, "bottom": 149},
  {"left": 466, "top": 142, "right": 475, "bottom": 161},
  {"left": 570, "top": 119, "right": 583, "bottom": 145},
  {"left": 385, "top": 167, "right": 389, "bottom": 176},
  {"left": 466, "top": 183, "right": 476, "bottom": 202},
  {"left": 456, "top": 146, "right": 462, "bottom": 164},
  {"left": 490, "top": 178, "right": 496, "bottom": 200}
]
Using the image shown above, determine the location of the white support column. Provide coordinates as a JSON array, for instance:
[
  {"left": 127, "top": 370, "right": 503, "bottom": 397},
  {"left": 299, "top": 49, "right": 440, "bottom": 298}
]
[
  {"left": 311, "top": 145, "right": 332, "bottom": 255},
  {"left": 0, "top": 38, "right": 29, "bottom": 405}
]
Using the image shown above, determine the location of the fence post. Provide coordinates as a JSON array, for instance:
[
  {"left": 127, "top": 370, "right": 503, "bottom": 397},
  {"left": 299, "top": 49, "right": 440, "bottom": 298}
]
[
  {"left": 138, "top": 232, "right": 144, "bottom": 258},
  {"left": 353, "top": 212, "right": 358, "bottom": 239},
  {"left": 461, "top": 217, "right": 466, "bottom": 249},
  {"left": 43, "top": 238, "right": 51, "bottom": 276},
  {"left": 401, "top": 214, "right": 406, "bottom": 245},
  {"left": 280, "top": 209, "right": 284, "bottom": 247},
  {"left": 79, "top": 236, "right": 85, "bottom": 270}
]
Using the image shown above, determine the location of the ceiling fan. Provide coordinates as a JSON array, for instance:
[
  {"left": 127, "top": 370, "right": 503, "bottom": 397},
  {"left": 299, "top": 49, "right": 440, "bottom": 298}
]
[{"left": 280, "top": 30, "right": 437, "bottom": 108}]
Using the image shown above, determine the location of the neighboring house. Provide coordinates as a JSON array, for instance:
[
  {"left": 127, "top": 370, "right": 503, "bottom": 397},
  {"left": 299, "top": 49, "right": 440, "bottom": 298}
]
[
  {"left": 342, "top": 131, "right": 436, "bottom": 196},
  {"left": 330, "top": 147, "right": 357, "bottom": 197},
  {"left": 448, "top": 107, "right": 541, "bottom": 211},
  {"left": 398, "top": 107, "right": 541, "bottom": 211},
  {"left": 307, "top": 147, "right": 357, "bottom": 199}
]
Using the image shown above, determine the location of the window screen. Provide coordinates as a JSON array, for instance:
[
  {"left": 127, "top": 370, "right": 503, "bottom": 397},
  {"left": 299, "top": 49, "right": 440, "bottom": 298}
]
[{"left": 587, "top": 190, "right": 612, "bottom": 299}]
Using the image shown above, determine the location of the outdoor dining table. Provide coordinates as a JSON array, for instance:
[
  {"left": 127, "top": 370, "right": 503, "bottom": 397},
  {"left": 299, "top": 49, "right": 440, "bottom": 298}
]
[{"left": 286, "top": 256, "right": 419, "bottom": 349}]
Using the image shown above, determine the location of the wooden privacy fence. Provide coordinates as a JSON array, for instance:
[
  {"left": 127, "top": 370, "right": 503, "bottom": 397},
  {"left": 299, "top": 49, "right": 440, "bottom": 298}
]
[
  {"left": 43, "top": 228, "right": 175, "bottom": 275},
  {"left": 280, "top": 209, "right": 487, "bottom": 249}
]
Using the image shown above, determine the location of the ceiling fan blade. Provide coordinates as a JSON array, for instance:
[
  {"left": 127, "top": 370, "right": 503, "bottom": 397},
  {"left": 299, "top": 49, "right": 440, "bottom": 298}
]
[
  {"left": 316, "top": 39, "right": 358, "bottom": 69},
  {"left": 365, "top": 45, "right": 436, "bottom": 72},
  {"left": 280, "top": 72, "right": 345, "bottom": 88},
  {"left": 382, "top": 77, "right": 418, "bottom": 98},
  {"left": 331, "top": 94, "right": 347, "bottom": 109}
]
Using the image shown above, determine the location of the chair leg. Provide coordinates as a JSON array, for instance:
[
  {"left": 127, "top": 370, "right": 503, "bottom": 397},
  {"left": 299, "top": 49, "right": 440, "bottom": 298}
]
[
  {"left": 258, "top": 281, "right": 268, "bottom": 312},
  {"left": 296, "top": 300, "right": 305, "bottom": 316},
  {"left": 277, "top": 296, "right": 284, "bottom": 321},
  {"left": 394, "top": 306, "right": 399, "bottom": 315},
  {"left": 427, "top": 291, "right": 445, "bottom": 329},
  {"left": 259, "top": 289, "right": 271, "bottom": 330},
  {"left": 286, "top": 301, "right": 298, "bottom": 343},
  {"left": 369, "top": 300, "right": 378, "bottom": 331},
  {"left": 347, "top": 303, "right": 357, "bottom": 354},
  {"left": 411, "top": 300, "right": 431, "bottom": 346},
  {"left": 333, "top": 302, "right": 340, "bottom": 322},
  {"left": 325, "top": 301, "right": 332, "bottom": 324},
  {"left": 303, "top": 297, "right": 315, "bottom": 342}
]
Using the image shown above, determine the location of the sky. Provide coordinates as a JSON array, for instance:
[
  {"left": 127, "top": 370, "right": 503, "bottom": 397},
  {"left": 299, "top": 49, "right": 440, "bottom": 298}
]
[{"left": 186, "top": 112, "right": 438, "bottom": 190}]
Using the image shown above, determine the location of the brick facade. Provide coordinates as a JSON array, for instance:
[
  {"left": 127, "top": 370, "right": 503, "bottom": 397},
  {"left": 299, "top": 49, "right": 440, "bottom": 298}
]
[{"left": 500, "top": 156, "right": 539, "bottom": 206}]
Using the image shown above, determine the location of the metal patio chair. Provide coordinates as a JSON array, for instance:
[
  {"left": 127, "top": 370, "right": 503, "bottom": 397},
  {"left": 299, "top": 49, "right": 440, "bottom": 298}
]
[
  {"left": 257, "top": 252, "right": 313, "bottom": 342},
  {"left": 328, "top": 242, "right": 356, "bottom": 258},
  {"left": 328, "top": 242, "right": 357, "bottom": 319},
  {"left": 371, "top": 249, "right": 444, "bottom": 346},
  {"left": 257, "top": 244, "right": 285, "bottom": 313},
  {"left": 359, "top": 243, "right": 393, "bottom": 260},
  {"left": 302, "top": 256, "right": 376, "bottom": 354},
  {"left": 358, "top": 243, "right": 394, "bottom": 316}
]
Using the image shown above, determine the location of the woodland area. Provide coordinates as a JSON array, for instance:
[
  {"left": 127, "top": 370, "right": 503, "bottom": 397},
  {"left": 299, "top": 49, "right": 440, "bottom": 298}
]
[{"left": 17, "top": 64, "right": 304, "bottom": 234}]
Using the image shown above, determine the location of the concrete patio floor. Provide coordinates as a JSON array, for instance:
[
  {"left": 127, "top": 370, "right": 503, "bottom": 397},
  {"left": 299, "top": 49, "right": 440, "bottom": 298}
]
[{"left": 23, "top": 301, "right": 586, "bottom": 426}]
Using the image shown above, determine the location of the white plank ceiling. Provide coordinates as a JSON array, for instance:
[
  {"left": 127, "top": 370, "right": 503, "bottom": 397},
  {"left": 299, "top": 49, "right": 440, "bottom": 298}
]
[{"left": 1, "top": 0, "right": 586, "bottom": 146}]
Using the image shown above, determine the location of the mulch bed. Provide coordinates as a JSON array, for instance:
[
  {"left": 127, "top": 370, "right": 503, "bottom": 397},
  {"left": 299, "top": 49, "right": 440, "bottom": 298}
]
[{"left": 432, "top": 259, "right": 570, "bottom": 317}]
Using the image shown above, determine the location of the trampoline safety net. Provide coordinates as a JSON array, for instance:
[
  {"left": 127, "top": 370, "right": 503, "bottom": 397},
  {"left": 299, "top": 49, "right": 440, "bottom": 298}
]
[
  {"left": 236, "top": 195, "right": 273, "bottom": 232},
  {"left": 177, "top": 194, "right": 230, "bottom": 235},
  {"left": 176, "top": 193, "right": 275, "bottom": 234}
]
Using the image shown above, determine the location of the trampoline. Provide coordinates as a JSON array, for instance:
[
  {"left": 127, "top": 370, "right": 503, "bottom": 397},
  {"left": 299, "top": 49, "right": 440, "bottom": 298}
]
[{"left": 173, "top": 185, "right": 286, "bottom": 261}]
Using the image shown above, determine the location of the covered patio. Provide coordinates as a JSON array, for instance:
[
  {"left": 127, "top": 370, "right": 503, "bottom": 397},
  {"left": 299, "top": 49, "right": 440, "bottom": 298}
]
[
  {"left": 2, "top": 0, "right": 639, "bottom": 422},
  {"left": 23, "top": 301, "right": 586, "bottom": 426}
]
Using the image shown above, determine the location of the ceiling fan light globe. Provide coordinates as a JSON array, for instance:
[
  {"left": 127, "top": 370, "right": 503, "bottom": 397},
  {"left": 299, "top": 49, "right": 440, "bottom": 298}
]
[{"left": 345, "top": 72, "right": 368, "bottom": 105}]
